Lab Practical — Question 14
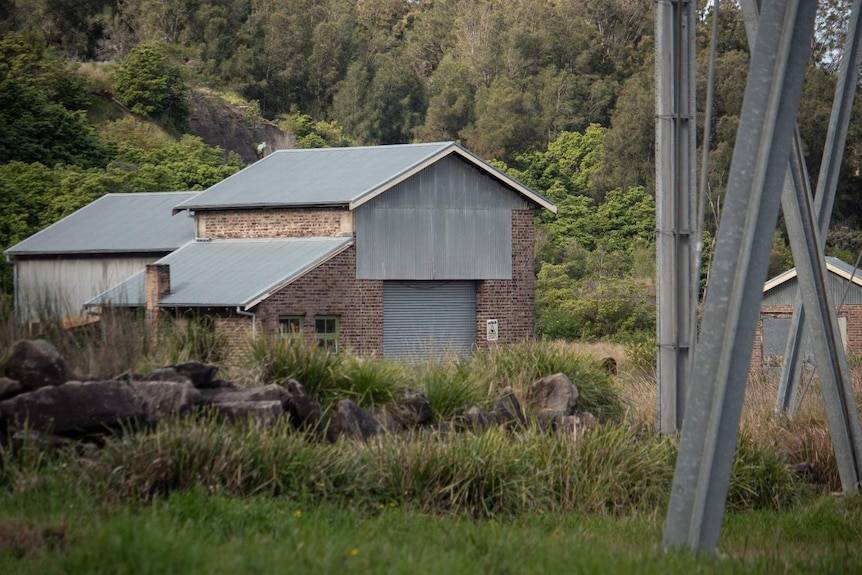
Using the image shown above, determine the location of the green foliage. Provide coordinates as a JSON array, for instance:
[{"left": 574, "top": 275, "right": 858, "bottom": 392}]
[
  {"left": 248, "top": 337, "right": 342, "bottom": 399},
  {"left": 414, "top": 358, "right": 485, "bottom": 419},
  {"left": 112, "top": 44, "right": 189, "bottom": 131},
  {"left": 278, "top": 110, "right": 352, "bottom": 149},
  {"left": 0, "top": 33, "right": 114, "bottom": 168},
  {"left": 536, "top": 262, "right": 655, "bottom": 341}
]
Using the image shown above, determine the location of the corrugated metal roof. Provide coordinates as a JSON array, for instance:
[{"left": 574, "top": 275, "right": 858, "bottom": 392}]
[
  {"left": 86, "top": 237, "right": 353, "bottom": 309},
  {"left": 175, "top": 143, "right": 557, "bottom": 214},
  {"left": 763, "top": 256, "right": 862, "bottom": 292},
  {"left": 5, "top": 192, "right": 199, "bottom": 255}
]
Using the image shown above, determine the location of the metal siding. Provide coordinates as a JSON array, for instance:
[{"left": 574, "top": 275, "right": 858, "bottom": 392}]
[
  {"left": 763, "top": 274, "right": 862, "bottom": 306},
  {"left": 383, "top": 281, "right": 477, "bottom": 359},
  {"left": 15, "top": 257, "right": 157, "bottom": 320},
  {"left": 356, "top": 155, "right": 521, "bottom": 279}
]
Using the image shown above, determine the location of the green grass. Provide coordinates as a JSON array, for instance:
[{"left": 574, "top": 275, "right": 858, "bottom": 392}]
[{"left": 1, "top": 489, "right": 861, "bottom": 574}]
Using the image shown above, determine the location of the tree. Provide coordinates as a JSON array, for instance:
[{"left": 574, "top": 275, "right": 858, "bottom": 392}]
[{"left": 112, "top": 44, "right": 189, "bottom": 131}]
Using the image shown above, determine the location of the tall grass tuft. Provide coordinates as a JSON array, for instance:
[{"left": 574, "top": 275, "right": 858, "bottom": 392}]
[
  {"left": 248, "top": 336, "right": 342, "bottom": 396},
  {"left": 338, "top": 355, "right": 404, "bottom": 407},
  {"left": 414, "top": 357, "right": 486, "bottom": 419},
  {"left": 476, "top": 341, "right": 623, "bottom": 421}
]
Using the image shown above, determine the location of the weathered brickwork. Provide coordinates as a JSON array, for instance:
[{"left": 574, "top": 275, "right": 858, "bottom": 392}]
[
  {"left": 475, "top": 209, "right": 536, "bottom": 348},
  {"left": 751, "top": 304, "right": 862, "bottom": 375},
  {"left": 252, "top": 246, "right": 384, "bottom": 355},
  {"left": 198, "top": 208, "right": 352, "bottom": 239}
]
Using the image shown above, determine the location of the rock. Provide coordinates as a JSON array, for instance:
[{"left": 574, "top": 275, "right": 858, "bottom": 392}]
[
  {"left": 0, "top": 377, "right": 23, "bottom": 401},
  {"left": 11, "top": 430, "right": 74, "bottom": 450},
  {"left": 491, "top": 387, "right": 527, "bottom": 429},
  {"left": 199, "top": 383, "right": 291, "bottom": 406},
  {"left": 129, "top": 380, "right": 203, "bottom": 424},
  {"left": 526, "top": 373, "right": 579, "bottom": 424},
  {"left": 0, "top": 381, "right": 145, "bottom": 436},
  {"left": 172, "top": 362, "right": 220, "bottom": 388},
  {"left": 284, "top": 379, "right": 321, "bottom": 430},
  {"left": 452, "top": 406, "right": 490, "bottom": 433},
  {"left": 577, "top": 411, "right": 597, "bottom": 429},
  {"left": 208, "top": 400, "right": 284, "bottom": 426},
  {"left": 378, "top": 390, "right": 434, "bottom": 431},
  {"left": 4, "top": 339, "right": 70, "bottom": 392},
  {"left": 327, "top": 399, "right": 379, "bottom": 442},
  {"left": 137, "top": 368, "right": 191, "bottom": 385}
]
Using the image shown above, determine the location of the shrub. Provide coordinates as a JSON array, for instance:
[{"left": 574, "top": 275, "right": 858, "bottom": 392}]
[
  {"left": 112, "top": 44, "right": 189, "bottom": 131},
  {"left": 248, "top": 336, "right": 342, "bottom": 397}
]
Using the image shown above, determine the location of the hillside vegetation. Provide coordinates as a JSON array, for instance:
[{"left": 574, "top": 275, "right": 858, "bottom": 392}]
[{"left": 2, "top": 1, "right": 862, "bottom": 341}]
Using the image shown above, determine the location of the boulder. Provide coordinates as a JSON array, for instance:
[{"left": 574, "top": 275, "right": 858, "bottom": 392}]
[
  {"left": 137, "top": 368, "right": 191, "bottom": 385},
  {"left": 554, "top": 412, "right": 597, "bottom": 438},
  {"left": 129, "top": 380, "right": 203, "bottom": 424},
  {"left": 452, "top": 406, "right": 490, "bottom": 433},
  {"left": 208, "top": 400, "right": 284, "bottom": 426},
  {"left": 199, "top": 383, "right": 291, "bottom": 406},
  {"left": 4, "top": 339, "right": 70, "bottom": 392},
  {"left": 600, "top": 357, "right": 618, "bottom": 376},
  {"left": 491, "top": 387, "right": 527, "bottom": 429},
  {"left": 0, "top": 381, "right": 145, "bottom": 436},
  {"left": 172, "top": 362, "right": 220, "bottom": 389},
  {"left": 284, "top": 379, "right": 321, "bottom": 430},
  {"left": 0, "top": 377, "right": 23, "bottom": 401},
  {"left": 327, "top": 399, "right": 379, "bottom": 442},
  {"left": 377, "top": 390, "right": 434, "bottom": 432},
  {"left": 526, "top": 373, "right": 579, "bottom": 423}
]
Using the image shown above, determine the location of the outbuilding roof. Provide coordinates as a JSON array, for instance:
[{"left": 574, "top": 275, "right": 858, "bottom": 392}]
[
  {"left": 5, "top": 192, "right": 199, "bottom": 256},
  {"left": 763, "top": 256, "right": 862, "bottom": 292},
  {"left": 86, "top": 236, "right": 353, "bottom": 309},
  {"left": 174, "top": 142, "right": 557, "bottom": 213}
]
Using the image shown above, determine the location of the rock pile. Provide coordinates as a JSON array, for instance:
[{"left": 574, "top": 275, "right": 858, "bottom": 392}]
[{"left": 0, "top": 339, "right": 598, "bottom": 447}]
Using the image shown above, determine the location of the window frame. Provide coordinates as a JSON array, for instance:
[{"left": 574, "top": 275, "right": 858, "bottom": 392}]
[
  {"left": 278, "top": 315, "right": 304, "bottom": 339},
  {"left": 314, "top": 315, "right": 340, "bottom": 352}
]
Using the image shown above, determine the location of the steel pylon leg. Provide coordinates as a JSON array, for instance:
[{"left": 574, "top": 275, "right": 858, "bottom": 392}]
[{"left": 663, "top": 0, "right": 816, "bottom": 554}]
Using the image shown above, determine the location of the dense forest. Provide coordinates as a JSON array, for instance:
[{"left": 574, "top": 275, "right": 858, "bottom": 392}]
[{"left": 1, "top": 0, "right": 861, "bottom": 340}]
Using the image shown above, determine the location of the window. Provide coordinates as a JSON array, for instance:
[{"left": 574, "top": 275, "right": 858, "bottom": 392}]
[
  {"left": 278, "top": 316, "right": 303, "bottom": 339},
  {"left": 315, "top": 316, "right": 339, "bottom": 351}
]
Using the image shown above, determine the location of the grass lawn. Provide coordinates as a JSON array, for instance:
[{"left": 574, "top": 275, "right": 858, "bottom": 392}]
[{"left": 2, "top": 488, "right": 861, "bottom": 574}]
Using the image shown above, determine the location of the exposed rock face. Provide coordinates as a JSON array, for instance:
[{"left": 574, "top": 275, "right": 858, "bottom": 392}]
[
  {"left": 129, "top": 380, "right": 203, "bottom": 424},
  {"left": 5, "top": 339, "right": 70, "bottom": 392},
  {"left": 0, "top": 377, "right": 23, "bottom": 401},
  {"left": 526, "top": 373, "right": 579, "bottom": 429},
  {"left": 0, "top": 381, "right": 145, "bottom": 436},
  {"left": 327, "top": 399, "right": 379, "bottom": 442},
  {"left": 451, "top": 406, "right": 490, "bottom": 433}
]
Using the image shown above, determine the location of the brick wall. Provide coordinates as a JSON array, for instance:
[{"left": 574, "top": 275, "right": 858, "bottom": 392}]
[
  {"left": 198, "top": 208, "right": 352, "bottom": 239},
  {"left": 252, "top": 245, "right": 384, "bottom": 355},
  {"left": 751, "top": 303, "right": 862, "bottom": 374},
  {"left": 475, "top": 208, "right": 536, "bottom": 348}
]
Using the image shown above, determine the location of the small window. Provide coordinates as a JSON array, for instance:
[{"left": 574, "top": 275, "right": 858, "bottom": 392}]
[
  {"left": 278, "top": 316, "right": 303, "bottom": 338},
  {"left": 315, "top": 316, "right": 339, "bottom": 352}
]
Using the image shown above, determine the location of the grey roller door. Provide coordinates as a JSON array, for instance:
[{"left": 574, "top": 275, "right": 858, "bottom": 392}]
[{"left": 384, "top": 281, "right": 476, "bottom": 359}]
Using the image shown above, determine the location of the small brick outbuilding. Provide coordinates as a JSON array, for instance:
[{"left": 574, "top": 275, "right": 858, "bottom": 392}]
[
  {"left": 752, "top": 256, "right": 862, "bottom": 374},
  {"left": 88, "top": 143, "right": 556, "bottom": 358}
]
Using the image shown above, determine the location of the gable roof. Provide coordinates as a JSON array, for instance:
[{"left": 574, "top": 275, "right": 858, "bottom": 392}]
[
  {"left": 763, "top": 256, "right": 862, "bottom": 292},
  {"left": 5, "top": 192, "right": 199, "bottom": 256},
  {"left": 86, "top": 236, "right": 353, "bottom": 310},
  {"left": 174, "top": 142, "right": 557, "bottom": 214}
]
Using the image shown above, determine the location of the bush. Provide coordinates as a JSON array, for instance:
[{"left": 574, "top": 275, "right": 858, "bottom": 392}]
[{"left": 112, "top": 44, "right": 189, "bottom": 131}]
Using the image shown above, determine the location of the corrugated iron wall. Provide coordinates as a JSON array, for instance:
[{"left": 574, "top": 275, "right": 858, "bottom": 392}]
[
  {"left": 762, "top": 272, "right": 862, "bottom": 306},
  {"left": 355, "top": 155, "right": 527, "bottom": 280}
]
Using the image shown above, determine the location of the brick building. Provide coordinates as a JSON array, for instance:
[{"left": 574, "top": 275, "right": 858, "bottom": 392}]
[
  {"left": 752, "top": 256, "right": 862, "bottom": 375},
  {"left": 87, "top": 143, "right": 556, "bottom": 358}
]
